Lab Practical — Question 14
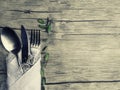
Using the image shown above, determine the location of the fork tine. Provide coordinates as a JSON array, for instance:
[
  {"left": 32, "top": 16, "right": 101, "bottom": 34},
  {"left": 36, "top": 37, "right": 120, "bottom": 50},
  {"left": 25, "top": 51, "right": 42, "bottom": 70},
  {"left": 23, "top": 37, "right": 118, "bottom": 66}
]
[
  {"left": 36, "top": 30, "right": 40, "bottom": 46},
  {"left": 33, "top": 30, "right": 36, "bottom": 46},
  {"left": 35, "top": 30, "right": 38, "bottom": 46},
  {"left": 31, "top": 29, "right": 34, "bottom": 46},
  {"left": 36, "top": 30, "right": 39, "bottom": 46},
  {"left": 38, "top": 30, "right": 40, "bottom": 45},
  {"left": 30, "top": 30, "right": 33, "bottom": 45}
]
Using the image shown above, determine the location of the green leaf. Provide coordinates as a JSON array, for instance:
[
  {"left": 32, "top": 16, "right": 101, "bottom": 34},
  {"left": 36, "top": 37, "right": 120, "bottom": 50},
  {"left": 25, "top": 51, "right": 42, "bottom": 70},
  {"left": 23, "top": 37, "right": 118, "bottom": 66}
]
[
  {"left": 42, "top": 46, "right": 48, "bottom": 52},
  {"left": 47, "top": 24, "right": 51, "bottom": 33},
  {"left": 41, "top": 86, "right": 45, "bottom": 90},
  {"left": 41, "top": 68, "right": 44, "bottom": 77},
  {"left": 37, "top": 18, "right": 45, "bottom": 24},
  {"left": 41, "top": 77, "right": 46, "bottom": 85},
  {"left": 44, "top": 53, "right": 49, "bottom": 62},
  {"left": 41, "top": 39, "right": 48, "bottom": 42},
  {"left": 38, "top": 25, "right": 46, "bottom": 29}
]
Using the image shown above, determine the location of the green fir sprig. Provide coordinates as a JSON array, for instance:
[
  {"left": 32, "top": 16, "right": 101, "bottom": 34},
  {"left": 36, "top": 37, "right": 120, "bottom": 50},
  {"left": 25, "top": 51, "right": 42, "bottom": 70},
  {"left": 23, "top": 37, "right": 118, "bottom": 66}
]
[{"left": 38, "top": 17, "right": 52, "bottom": 90}]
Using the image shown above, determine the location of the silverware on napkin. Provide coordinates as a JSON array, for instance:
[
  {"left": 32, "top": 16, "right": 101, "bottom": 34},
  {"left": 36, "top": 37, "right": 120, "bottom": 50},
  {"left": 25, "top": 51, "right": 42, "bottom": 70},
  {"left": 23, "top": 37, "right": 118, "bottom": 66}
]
[{"left": 6, "top": 26, "right": 41, "bottom": 90}]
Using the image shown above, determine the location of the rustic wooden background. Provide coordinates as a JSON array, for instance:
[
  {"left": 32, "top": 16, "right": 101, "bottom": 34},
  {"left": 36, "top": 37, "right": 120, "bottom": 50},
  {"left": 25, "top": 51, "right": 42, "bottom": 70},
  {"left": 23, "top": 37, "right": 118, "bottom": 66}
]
[{"left": 1, "top": 0, "right": 120, "bottom": 90}]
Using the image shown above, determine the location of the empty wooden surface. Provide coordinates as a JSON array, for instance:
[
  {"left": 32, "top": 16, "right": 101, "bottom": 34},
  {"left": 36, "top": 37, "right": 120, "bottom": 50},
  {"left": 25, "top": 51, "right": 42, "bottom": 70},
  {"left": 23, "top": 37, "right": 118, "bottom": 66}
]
[{"left": 1, "top": 0, "right": 120, "bottom": 90}]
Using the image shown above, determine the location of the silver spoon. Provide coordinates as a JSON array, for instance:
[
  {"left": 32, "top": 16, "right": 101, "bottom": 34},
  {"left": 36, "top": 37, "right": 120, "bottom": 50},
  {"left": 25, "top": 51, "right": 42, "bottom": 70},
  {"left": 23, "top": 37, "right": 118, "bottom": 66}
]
[{"left": 1, "top": 27, "right": 22, "bottom": 67}]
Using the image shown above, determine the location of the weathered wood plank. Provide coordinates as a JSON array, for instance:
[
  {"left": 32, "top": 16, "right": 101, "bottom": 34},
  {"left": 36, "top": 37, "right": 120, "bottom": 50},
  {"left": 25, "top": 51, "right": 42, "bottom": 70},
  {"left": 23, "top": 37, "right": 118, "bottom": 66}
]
[
  {"left": 45, "top": 83, "right": 120, "bottom": 90},
  {"left": 1, "top": 0, "right": 120, "bottom": 34},
  {"left": 45, "top": 35, "right": 120, "bottom": 83}
]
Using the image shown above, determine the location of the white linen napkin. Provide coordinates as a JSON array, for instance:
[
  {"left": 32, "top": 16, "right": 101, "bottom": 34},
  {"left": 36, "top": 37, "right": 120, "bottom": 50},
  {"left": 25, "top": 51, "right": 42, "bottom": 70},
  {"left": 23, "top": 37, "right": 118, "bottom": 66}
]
[{"left": 6, "top": 46, "right": 41, "bottom": 90}]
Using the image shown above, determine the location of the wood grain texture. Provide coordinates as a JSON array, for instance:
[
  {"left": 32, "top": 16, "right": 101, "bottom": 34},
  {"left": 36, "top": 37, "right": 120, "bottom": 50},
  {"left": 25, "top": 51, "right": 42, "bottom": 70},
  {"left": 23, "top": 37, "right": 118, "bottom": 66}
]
[
  {"left": 45, "top": 83, "right": 120, "bottom": 90},
  {"left": 0, "top": 0, "right": 120, "bottom": 90},
  {"left": 46, "top": 35, "right": 120, "bottom": 82}
]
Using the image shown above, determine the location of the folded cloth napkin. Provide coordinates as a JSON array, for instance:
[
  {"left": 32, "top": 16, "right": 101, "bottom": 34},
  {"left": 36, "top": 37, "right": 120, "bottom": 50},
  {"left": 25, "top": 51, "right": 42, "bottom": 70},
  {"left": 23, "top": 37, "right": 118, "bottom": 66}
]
[{"left": 6, "top": 46, "right": 41, "bottom": 90}]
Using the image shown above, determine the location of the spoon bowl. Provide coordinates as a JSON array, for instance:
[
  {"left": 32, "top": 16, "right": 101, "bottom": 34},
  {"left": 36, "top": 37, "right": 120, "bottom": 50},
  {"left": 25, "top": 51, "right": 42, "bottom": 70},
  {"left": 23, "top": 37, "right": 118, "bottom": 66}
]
[{"left": 1, "top": 27, "right": 21, "bottom": 54}]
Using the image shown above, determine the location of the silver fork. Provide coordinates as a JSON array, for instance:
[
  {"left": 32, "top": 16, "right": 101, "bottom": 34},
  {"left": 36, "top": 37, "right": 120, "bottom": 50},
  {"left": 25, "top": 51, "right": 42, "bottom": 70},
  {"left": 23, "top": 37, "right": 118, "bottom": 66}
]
[{"left": 29, "top": 29, "right": 40, "bottom": 64}]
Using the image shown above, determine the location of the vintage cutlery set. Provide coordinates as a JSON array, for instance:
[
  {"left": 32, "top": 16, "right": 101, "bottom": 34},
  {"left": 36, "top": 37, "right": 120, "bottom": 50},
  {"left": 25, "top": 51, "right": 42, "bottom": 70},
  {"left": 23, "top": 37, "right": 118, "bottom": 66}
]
[{"left": 0, "top": 25, "right": 40, "bottom": 72}]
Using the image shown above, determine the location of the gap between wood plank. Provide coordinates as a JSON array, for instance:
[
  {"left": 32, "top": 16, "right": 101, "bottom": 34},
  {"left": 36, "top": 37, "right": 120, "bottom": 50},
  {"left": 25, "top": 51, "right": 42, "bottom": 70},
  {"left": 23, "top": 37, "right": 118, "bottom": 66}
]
[
  {"left": 6, "top": 10, "right": 62, "bottom": 14},
  {"left": 46, "top": 80, "right": 120, "bottom": 85}
]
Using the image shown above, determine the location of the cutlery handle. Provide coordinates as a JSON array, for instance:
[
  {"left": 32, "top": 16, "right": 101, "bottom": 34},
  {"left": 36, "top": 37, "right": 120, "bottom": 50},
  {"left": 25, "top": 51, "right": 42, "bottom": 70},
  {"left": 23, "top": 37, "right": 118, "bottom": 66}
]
[{"left": 15, "top": 54, "right": 24, "bottom": 73}]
